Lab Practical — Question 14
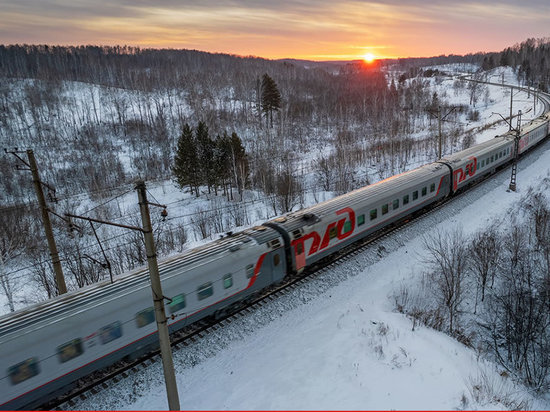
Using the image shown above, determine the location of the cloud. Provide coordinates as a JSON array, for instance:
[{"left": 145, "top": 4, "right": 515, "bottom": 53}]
[{"left": 1, "top": 0, "right": 549, "bottom": 58}]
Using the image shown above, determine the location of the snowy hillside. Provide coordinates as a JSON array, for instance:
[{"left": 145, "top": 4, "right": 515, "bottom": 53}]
[
  {"left": 1, "top": 64, "right": 541, "bottom": 314},
  {"left": 71, "top": 127, "right": 550, "bottom": 411},
  {"left": 2, "top": 57, "right": 550, "bottom": 409}
]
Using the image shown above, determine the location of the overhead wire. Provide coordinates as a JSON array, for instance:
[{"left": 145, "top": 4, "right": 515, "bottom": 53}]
[{"left": 1, "top": 144, "right": 386, "bottom": 281}]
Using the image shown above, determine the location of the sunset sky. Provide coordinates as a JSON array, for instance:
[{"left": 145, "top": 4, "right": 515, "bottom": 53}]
[{"left": 1, "top": 0, "right": 549, "bottom": 60}]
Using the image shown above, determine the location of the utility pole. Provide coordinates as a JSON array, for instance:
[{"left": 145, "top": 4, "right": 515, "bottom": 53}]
[
  {"left": 508, "top": 110, "right": 522, "bottom": 192},
  {"left": 509, "top": 87, "right": 513, "bottom": 131},
  {"left": 429, "top": 106, "right": 457, "bottom": 160},
  {"left": 66, "top": 181, "right": 179, "bottom": 410},
  {"left": 27, "top": 150, "right": 67, "bottom": 294},
  {"left": 492, "top": 109, "right": 529, "bottom": 192},
  {"left": 136, "top": 180, "right": 180, "bottom": 411},
  {"left": 6, "top": 148, "right": 67, "bottom": 295},
  {"left": 438, "top": 106, "right": 442, "bottom": 159}
]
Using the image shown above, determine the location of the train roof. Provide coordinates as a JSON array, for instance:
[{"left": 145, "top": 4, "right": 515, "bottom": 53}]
[
  {"left": 494, "top": 113, "right": 549, "bottom": 140},
  {"left": 0, "top": 225, "right": 280, "bottom": 341},
  {"left": 266, "top": 162, "right": 448, "bottom": 232},
  {"left": 439, "top": 136, "right": 510, "bottom": 167},
  {"left": 520, "top": 113, "right": 550, "bottom": 134}
]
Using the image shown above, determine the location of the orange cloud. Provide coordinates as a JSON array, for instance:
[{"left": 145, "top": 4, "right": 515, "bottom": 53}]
[{"left": 1, "top": 1, "right": 549, "bottom": 60}]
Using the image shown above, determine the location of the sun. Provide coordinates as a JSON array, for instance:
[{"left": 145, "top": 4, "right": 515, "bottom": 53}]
[{"left": 363, "top": 53, "right": 376, "bottom": 63}]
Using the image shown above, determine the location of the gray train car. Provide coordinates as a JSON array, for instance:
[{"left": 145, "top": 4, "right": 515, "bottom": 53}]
[
  {"left": 0, "top": 226, "right": 285, "bottom": 410},
  {"left": 517, "top": 113, "right": 550, "bottom": 154},
  {"left": 438, "top": 136, "right": 513, "bottom": 192},
  {"left": 266, "top": 162, "right": 451, "bottom": 273}
]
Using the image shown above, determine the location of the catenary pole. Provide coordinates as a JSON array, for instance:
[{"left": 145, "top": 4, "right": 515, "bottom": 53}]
[
  {"left": 509, "top": 87, "right": 513, "bottom": 131},
  {"left": 27, "top": 149, "right": 67, "bottom": 295},
  {"left": 136, "top": 180, "right": 180, "bottom": 410},
  {"left": 508, "top": 110, "right": 522, "bottom": 192}
]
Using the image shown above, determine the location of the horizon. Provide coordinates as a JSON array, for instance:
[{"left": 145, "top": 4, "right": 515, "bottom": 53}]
[
  {"left": 0, "top": 42, "right": 533, "bottom": 63},
  {"left": 1, "top": 1, "right": 549, "bottom": 61}
]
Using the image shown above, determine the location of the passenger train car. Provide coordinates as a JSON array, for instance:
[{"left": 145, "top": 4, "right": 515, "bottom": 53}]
[{"left": 1, "top": 102, "right": 550, "bottom": 410}]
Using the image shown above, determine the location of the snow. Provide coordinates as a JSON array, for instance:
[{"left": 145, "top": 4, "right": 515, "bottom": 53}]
[
  {"left": 71, "top": 122, "right": 550, "bottom": 410},
  {"left": 4, "top": 64, "right": 550, "bottom": 409}
]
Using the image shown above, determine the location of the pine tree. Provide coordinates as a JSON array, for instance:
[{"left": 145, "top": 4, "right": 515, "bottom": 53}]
[
  {"left": 260, "top": 73, "right": 282, "bottom": 128},
  {"left": 196, "top": 121, "right": 217, "bottom": 194},
  {"left": 172, "top": 123, "right": 200, "bottom": 197},
  {"left": 229, "top": 132, "right": 249, "bottom": 199},
  {"left": 215, "top": 132, "right": 232, "bottom": 199}
]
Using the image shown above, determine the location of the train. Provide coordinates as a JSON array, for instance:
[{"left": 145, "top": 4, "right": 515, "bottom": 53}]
[{"left": 1, "top": 94, "right": 550, "bottom": 410}]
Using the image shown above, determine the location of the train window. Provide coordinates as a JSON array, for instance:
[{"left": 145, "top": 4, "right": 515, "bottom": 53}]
[
  {"left": 358, "top": 214, "right": 365, "bottom": 226},
  {"left": 197, "top": 282, "right": 214, "bottom": 300},
  {"left": 57, "top": 338, "right": 84, "bottom": 363},
  {"left": 403, "top": 194, "right": 409, "bottom": 205},
  {"left": 136, "top": 307, "right": 155, "bottom": 328},
  {"left": 413, "top": 191, "right": 418, "bottom": 201},
  {"left": 491, "top": 155, "right": 494, "bottom": 162},
  {"left": 246, "top": 264, "right": 254, "bottom": 278},
  {"left": 370, "top": 209, "right": 377, "bottom": 221},
  {"left": 99, "top": 321, "right": 122, "bottom": 345},
  {"left": 269, "top": 239, "right": 281, "bottom": 249},
  {"left": 430, "top": 183, "right": 436, "bottom": 193},
  {"left": 481, "top": 160, "right": 485, "bottom": 168},
  {"left": 223, "top": 273, "right": 233, "bottom": 289},
  {"left": 168, "top": 294, "right": 186, "bottom": 313},
  {"left": 422, "top": 187, "right": 427, "bottom": 196},
  {"left": 329, "top": 226, "right": 337, "bottom": 239},
  {"left": 382, "top": 204, "right": 389, "bottom": 215},
  {"left": 392, "top": 199, "right": 399, "bottom": 210},
  {"left": 273, "top": 254, "right": 281, "bottom": 267},
  {"left": 343, "top": 220, "right": 352, "bottom": 233},
  {"left": 8, "top": 358, "right": 40, "bottom": 385}
]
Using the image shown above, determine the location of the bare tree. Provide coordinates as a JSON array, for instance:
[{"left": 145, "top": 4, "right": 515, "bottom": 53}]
[
  {"left": 314, "top": 155, "right": 335, "bottom": 192},
  {"left": 469, "top": 227, "right": 501, "bottom": 308},
  {"left": 272, "top": 169, "right": 303, "bottom": 215},
  {"left": 0, "top": 239, "right": 21, "bottom": 312},
  {"left": 482, "top": 212, "right": 550, "bottom": 390},
  {"left": 190, "top": 207, "right": 213, "bottom": 240},
  {"left": 423, "top": 229, "right": 470, "bottom": 334},
  {"left": 32, "top": 255, "right": 58, "bottom": 299}
]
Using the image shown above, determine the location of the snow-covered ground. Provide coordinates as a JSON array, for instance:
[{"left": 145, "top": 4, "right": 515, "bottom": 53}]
[
  {"left": 71, "top": 120, "right": 550, "bottom": 410},
  {"left": 3, "top": 64, "right": 550, "bottom": 409}
]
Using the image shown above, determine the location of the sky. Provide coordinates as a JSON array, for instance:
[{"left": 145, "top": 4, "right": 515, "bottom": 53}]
[{"left": 0, "top": 0, "right": 549, "bottom": 60}]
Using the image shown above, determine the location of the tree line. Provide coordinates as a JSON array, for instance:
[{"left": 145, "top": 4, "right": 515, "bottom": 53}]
[{"left": 480, "top": 37, "right": 550, "bottom": 91}]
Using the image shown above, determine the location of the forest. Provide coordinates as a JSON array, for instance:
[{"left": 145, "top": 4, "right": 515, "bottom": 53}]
[{"left": 0, "top": 38, "right": 549, "bottom": 311}]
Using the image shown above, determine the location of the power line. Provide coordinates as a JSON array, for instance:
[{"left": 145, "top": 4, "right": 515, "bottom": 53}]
[{"left": 2, "top": 166, "right": 378, "bottom": 281}]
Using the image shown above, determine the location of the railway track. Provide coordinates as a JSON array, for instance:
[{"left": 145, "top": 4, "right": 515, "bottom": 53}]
[{"left": 45, "top": 83, "right": 550, "bottom": 411}]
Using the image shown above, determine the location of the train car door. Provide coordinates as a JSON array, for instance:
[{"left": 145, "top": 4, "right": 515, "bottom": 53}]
[
  {"left": 295, "top": 242, "right": 306, "bottom": 272},
  {"left": 270, "top": 250, "right": 286, "bottom": 283}
]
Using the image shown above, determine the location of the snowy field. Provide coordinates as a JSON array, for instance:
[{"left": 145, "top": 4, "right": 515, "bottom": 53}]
[{"left": 71, "top": 118, "right": 550, "bottom": 410}]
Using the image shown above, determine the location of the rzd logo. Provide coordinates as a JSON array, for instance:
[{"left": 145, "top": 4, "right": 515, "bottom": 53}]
[
  {"left": 291, "top": 207, "right": 355, "bottom": 257},
  {"left": 453, "top": 156, "right": 477, "bottom": 191}
]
